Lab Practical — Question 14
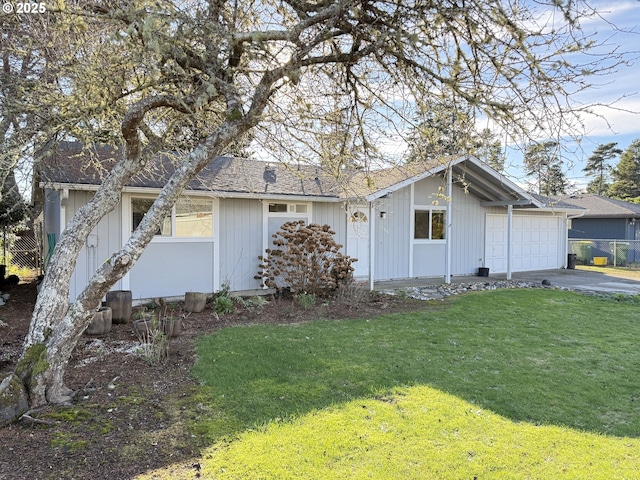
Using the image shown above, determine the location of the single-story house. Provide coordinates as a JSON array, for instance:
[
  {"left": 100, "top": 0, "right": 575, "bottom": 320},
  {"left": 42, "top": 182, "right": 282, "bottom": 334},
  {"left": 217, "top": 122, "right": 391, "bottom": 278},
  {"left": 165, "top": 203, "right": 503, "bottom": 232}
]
[
  {"left": 556, "top": 194, "right": 640, "bottom": 265},
  {"left": 559, "top": 194, "right": 640, "bottom": 240},
  {"left": 39, "top": 142, "right": 578, "bottom": 301}
]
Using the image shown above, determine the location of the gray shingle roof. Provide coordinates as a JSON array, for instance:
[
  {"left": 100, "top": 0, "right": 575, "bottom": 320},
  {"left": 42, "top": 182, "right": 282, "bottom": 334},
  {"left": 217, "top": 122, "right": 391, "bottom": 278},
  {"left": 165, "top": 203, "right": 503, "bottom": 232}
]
[
  {"left": 39, "top": 142, "right": 545, "bottom": 208},
  {"left": 39, "top": 142, "right": 344, "bottom": 199},
  {"left": 555, "top": 194, "right": 640, "bottom": 218}
]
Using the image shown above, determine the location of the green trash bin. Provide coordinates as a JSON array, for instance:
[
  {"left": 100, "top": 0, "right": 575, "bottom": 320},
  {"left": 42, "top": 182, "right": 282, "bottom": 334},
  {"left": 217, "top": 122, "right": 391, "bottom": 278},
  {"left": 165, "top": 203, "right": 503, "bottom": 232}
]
[
  {"left": 610, "top": 242, "right": 630, "bottom": 266},
  {"left": 572, "top": 241, "right": 592, "bottom": 264}
]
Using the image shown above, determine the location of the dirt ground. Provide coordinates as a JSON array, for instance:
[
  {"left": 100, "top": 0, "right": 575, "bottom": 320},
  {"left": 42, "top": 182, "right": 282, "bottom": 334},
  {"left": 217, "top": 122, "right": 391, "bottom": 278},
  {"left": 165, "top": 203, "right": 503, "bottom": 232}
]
[{"left": 0, "top": 280, "right": 427, "bottom": 480}]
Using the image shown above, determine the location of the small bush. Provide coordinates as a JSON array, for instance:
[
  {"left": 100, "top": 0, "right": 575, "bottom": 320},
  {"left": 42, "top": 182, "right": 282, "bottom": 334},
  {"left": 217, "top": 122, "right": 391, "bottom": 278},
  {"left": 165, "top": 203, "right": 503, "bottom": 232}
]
[
  {"left": 245, "top": 295, "right": 268, "bottom": 314},
  {"left": 214, "top": 296, "right": 234, "bottom": 314},
  {"left": 297, "top": 293, "right": 316, "bottom": 310},
  {"left": 255, "top": 221, "right": 356, "bottom": 296},
  {"left": 135, "top": 317, "right": 168, "bottom": 365}
]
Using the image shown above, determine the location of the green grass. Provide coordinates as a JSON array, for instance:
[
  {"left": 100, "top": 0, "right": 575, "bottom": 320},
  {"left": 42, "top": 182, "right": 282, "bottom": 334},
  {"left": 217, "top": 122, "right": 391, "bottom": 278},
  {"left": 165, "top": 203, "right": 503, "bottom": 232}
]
[
  {"left": 200, "top": 385, "right": 639, "bottom": 479},
  {"left": 143, "top": 289, "right": 640, "bottom": 478}
]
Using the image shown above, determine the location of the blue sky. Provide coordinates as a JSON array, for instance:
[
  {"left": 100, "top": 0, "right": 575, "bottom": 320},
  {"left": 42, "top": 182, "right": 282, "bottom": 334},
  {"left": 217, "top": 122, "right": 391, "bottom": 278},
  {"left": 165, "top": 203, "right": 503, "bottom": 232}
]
[{"left": 504, "top": 1, "right": 640, "bottom": 192}]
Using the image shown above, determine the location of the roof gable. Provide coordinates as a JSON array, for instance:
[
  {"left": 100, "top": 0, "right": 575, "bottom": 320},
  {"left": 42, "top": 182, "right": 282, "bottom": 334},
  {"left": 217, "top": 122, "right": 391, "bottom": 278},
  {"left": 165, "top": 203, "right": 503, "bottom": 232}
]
[{"left": 355, "top": 155, "right": 542, "bottom": 208}]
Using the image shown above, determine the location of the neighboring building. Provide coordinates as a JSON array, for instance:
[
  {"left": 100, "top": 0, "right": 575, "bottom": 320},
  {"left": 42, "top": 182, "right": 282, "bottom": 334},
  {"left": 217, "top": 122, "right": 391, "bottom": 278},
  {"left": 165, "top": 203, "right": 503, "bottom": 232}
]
[
  {"left": 38, "top": 142, "right": 578, "bottom": 301},
  {"left": 560, "top": 194, "right": 640, "bottom": 240}
]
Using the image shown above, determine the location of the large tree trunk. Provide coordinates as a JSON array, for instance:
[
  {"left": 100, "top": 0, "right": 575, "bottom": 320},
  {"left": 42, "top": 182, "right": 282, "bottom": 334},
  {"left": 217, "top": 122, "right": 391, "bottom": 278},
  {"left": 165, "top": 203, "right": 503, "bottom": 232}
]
[{"left": 0, "top": 123, "right": 244, "bottom": 425}]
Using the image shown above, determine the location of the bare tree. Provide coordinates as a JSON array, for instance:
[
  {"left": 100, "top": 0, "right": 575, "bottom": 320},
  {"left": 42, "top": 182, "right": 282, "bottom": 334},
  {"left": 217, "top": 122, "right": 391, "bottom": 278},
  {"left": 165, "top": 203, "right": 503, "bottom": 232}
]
[{"left": 0, "top": 0, "right": 628, "bottom": 423}]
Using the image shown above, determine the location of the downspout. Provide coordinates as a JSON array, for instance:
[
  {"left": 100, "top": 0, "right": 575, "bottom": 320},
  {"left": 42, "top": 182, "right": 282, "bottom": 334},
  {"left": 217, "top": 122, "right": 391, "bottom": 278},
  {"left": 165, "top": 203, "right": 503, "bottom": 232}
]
[
  {"left": 60, "top": 188, "right": 69, "bottom": 239},
  {"left": 566, "top": 210, "right": 586, "bottom": 268},
  {"left": 445, "top": 167, "right": 452, "bottom": 284},
  {"left": 507, "top": 204, "right": 512, "bottom": 280},
  {"left": 368, "top": 201, "right": 375, "bottom": 291}
]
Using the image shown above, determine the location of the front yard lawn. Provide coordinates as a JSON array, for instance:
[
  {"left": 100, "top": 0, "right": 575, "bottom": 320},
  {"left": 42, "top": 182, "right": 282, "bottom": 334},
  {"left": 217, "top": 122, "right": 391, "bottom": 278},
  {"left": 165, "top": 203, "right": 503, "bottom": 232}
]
[{"left": 143, "top": 289, "right": 640, "bottom": 478}]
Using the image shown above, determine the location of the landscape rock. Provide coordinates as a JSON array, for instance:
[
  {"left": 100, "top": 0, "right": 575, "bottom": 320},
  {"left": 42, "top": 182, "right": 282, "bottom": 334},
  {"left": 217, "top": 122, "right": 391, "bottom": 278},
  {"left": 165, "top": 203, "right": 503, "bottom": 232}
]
[{"left": 381, "top": 280, "right": 542, "bottom": 301}]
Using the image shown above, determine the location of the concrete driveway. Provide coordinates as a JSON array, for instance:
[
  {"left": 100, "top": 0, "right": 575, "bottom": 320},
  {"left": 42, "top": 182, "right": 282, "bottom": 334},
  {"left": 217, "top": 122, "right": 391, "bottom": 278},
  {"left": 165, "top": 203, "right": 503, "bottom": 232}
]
[
  {"left": 506, "top": 269, "right": 640, "bottom": 295},
  {"left": 375, "top": 268, "right": 640, "bottom": 295}
]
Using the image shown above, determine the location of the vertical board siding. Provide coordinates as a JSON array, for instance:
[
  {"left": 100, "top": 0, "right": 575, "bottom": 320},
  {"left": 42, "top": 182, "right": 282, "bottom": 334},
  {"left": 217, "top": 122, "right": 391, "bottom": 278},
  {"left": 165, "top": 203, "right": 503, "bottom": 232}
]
[
  {"left": 69, "top": 191, "right": 123, "bottom": 301},
  {"left": 218, "top": 198, "right": 263, "bottom": 292},
  {"left": 375, "top": 186, "right": 411, "bottom": 280},
  {"left": 313, "top": 202, "right": 347, "bottom": 250},
  {"left": 414, "top": 175, "right": 446, "bottom": 205},
  {"left": 450, "top": 183, "right": 486, "bottom": 275}
]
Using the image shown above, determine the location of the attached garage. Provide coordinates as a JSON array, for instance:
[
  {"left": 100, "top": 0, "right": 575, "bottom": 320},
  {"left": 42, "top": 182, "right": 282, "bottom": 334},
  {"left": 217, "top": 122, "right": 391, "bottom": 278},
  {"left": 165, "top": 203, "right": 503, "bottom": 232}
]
[{"left": 485, "top": 214, "right": 564, "bottom": 273}]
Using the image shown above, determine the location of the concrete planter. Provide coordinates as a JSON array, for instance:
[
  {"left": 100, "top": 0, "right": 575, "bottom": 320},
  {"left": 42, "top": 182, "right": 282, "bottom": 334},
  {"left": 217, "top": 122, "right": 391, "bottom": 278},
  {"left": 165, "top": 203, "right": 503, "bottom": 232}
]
[
  {"left": 106, "top": 290, "right": 132, "bottom": 324},
  {"left": 184, "top": 292, "right": 207, "bottom": 313},
  {"left": 85, "top": 307, "right": 112, "bottom": 336}
]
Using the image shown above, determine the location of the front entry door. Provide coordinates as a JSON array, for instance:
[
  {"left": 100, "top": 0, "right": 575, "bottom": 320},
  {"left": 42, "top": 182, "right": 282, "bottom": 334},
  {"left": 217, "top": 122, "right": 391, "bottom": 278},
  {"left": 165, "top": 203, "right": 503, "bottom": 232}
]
[{"left": 346, "top": 207, "right": 370, "bottom": 278}]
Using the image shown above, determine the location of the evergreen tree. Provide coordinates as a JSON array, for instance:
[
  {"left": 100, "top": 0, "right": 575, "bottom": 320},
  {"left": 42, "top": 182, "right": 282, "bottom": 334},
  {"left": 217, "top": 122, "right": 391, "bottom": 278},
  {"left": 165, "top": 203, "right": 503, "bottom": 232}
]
[
  {"left": 476, "top": 129, "right": 506, "bottom": 172},
  {"left": 583, "top": 142, "right": 622, "bottom": 195},
  {"left": 609, "top": 139, "right": 640, "bottom": 200},
  {"left": 585, "top": 178, "right": 610, "bottom": 195},
  {"left": 524, "top": 141, "right": 567, "bottom": 195},
  {"left": 406, "top": 99, "right": 478, "bottom": 161}
]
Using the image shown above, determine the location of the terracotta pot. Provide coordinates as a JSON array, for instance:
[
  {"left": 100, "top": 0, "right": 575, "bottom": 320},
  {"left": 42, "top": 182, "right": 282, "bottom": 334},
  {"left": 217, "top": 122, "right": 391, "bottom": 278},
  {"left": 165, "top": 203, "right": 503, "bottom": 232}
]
[
  {"left": 107, "top": 290, "right": 133, "bottom": 324},
  {"left": 184, "top": 292, "right": 207, "bottom": 313},
  {"left": 85, "top": 307, "right": 112, "bottom": 336}
]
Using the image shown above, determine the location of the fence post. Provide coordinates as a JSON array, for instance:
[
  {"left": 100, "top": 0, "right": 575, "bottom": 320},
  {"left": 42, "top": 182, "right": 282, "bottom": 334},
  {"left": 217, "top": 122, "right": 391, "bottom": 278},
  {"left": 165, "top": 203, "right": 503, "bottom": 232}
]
[{"left": 613, "top": 239, "right": 617, "bottom": 267}]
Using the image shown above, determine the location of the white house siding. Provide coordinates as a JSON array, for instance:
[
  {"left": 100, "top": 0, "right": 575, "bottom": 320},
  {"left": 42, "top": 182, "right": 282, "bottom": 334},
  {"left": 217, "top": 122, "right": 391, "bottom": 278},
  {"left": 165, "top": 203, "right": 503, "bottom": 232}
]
[
  {"left": 374, "top": 185, "right": 411, "bottom": 280},
  {"left": 129, "top": 241, "right": 214, "bottom": 299},
  {"left": 66, "top": 191, "right": 123, "bottom": 300},
  {"left": 449, "top": 183, "right": 486, "bottom": 275},
  {"left": 218, "top": 198, "right": 263, "bottom": 292},
  {"left": 313, "top": 202, "right": 347, "bottom": 248},
  {"left": 411, "top": 176, "right": 487, "bottom": 277},
  {"left": 412, "top": 176, "right": 446, "bottom": 277}
]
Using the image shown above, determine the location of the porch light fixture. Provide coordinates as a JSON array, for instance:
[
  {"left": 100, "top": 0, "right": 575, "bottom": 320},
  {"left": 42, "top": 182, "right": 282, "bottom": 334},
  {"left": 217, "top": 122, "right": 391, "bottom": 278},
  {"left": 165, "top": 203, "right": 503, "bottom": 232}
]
[{"left": 380, "top": 211, "right": 387, "bottom": 219}]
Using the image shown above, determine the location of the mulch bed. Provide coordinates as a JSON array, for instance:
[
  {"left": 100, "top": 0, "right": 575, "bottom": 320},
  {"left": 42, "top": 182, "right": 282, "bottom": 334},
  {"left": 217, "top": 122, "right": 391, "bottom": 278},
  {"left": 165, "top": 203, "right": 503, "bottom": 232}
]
[{"left": 0, "top": 281, "right": 428, "bottom": 480}]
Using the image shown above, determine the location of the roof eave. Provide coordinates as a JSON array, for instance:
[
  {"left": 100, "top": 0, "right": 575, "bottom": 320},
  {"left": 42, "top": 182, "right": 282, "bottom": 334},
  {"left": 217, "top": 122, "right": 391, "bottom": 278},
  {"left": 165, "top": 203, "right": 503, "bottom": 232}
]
[{"left": 40, "top": 181, "right": 342, "bottom": 202}]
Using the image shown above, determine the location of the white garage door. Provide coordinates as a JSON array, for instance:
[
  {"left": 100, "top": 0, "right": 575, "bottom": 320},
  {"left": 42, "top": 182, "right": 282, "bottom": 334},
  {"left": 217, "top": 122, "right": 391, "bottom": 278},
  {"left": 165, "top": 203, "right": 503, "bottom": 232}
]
[{"left": 485, "top": 214, "right": 561, "bottom": 273}]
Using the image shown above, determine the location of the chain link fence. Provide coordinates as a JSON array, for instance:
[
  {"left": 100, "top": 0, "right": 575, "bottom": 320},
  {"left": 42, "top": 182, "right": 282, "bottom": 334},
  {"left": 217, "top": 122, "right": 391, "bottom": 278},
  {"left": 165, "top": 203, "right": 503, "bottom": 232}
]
[
  {"left": 1, "top": 229, "right": 42, "bottom": 274},
  {"left": 569, "top": 239, "right": 640, "bottom": 267}
]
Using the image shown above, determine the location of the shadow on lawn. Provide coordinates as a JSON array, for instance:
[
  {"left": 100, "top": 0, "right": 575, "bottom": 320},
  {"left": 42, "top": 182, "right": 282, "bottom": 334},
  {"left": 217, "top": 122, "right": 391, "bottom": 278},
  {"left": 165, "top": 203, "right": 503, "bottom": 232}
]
[{"left": 192, "top": 289, "right": 640, "bottom": 442}]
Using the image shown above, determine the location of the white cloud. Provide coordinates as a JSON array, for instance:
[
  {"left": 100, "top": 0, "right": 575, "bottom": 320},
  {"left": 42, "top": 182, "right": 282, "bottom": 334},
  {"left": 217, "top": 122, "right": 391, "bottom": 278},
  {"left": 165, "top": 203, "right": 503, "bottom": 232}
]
[{"left": 580, "top": 99, "right": 640, "bottom": 136}]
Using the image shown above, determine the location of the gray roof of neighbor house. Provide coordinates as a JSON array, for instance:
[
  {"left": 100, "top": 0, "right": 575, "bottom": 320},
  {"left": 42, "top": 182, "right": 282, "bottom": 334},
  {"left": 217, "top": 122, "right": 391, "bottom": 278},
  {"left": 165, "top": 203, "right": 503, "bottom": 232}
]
[
  {"left": 529, "top": 193, "right": 586, "bottom": 211},
  {"left": 555, "top": 194, "right": 640, "bottom": 218},
  {"left": 38, "top": 141, "right": 547, "bottom": 207}
]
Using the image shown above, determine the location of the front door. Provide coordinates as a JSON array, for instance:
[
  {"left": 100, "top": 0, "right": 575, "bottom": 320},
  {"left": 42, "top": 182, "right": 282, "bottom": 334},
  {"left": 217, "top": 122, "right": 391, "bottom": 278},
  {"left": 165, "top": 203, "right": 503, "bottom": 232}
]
[{"left": 347, "top": 207, "right": 370, "bottom": 278}]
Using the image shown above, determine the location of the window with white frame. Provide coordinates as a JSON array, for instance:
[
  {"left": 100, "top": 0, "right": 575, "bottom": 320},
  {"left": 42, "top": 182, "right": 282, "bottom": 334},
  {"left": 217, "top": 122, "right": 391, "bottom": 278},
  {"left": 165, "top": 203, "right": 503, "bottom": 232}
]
[
  {"left": 131, "top": 197, "right": 213, "bottom": 237},
  {"left": 268, "top": 202, "right": 308, "bottom": 213},
  {"left": 414, "top": 208, "right": 446, "bottom": 240}
]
